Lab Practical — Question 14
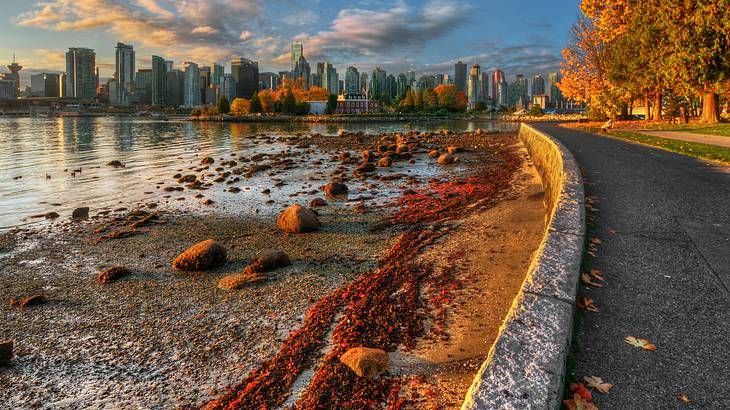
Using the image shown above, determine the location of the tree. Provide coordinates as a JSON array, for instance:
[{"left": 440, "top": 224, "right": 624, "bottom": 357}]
[
  {"left": 423, "top": 88, "right": 439, "bottom": 112},
  {"left": 400, "top": 89, "right": 415, "bottom": 112},
  {"left": 250, "top": 92, "right": 262, "bottom": 114},
  {"left": 230, "top": 98, "right": 250, "bottom": 116},
  {"left": 414, "top": 89, "right": 424, "bottom": 112},
  {"left": 282, "top": 88, "right": 296, "bottom": 114},
  {"left": 326, "top": 94, "right": 338, "bottom": 115},
  {"left": 434, "top": 85, "right": 458, "bottom": 111},
  {"left": 258, "top": 89, "right": 277, "bottom": 113},
  {"left": 529, "top": 104, "right": 545, "bottom": 117},
  {"left": 215, "top": 96, "right": 230, "bottom": 114}
]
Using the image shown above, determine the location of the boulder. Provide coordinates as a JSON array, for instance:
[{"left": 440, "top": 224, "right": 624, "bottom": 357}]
[
  {"left": 356, "top": 163, "right": 376, "bottom": 174},
  {"left": 362, "top": 150, "right": 375, "bottom": 162},
  {"left": 172, "top": 239, "right": 227, "bottom": 271},
  {"left": 247, "top": 250, "right": 291, "bottom": 273},
  {"left": 309, "top": 198, "right": 328, "bottom": 207},
  {"left": 340, "top": 347, "right": 389, "bottom": 378},
  {"left": 377, "top": 157, "right": 392, "bottom": 168},
  {"left": 428, "top": 150, "right": 441, "bottom": 158},
  {"left": 107, "top": 160, "right": 125, "bottom": 168},
  {"left": 447, "top": 146, "right": 463, "bottom": 154},
  {"left": 324, "top": 182, "right": 348, "bottom": 196},
  {"left": 0, "top": 340, "right": 12, "bottom": 367},
  {"left": 218, "top": 271, "right": 268, "bottom": 290},
  {"left": 396, "top": 144, "right": 409, "bottom": 154},
  {"left": 201, "top": 156, "right": 215, "bottom": 165},
  {"left": 277, "top": 204, "right": 321, "bottom": 233},
  {"left": 97, "top": 266, "right": 131, "bottom": 284},
  {"left": 45, "top": 212, "right": 60, "bottom": 219},
  {"left": 9, "top": 294, "right": 47, "bottom": 308},
  {"left": 72, "top": 207, "right": 90, "bottom": 220},
  {"left": 437, "top": 154, "right": 456, "bottom": 165}
]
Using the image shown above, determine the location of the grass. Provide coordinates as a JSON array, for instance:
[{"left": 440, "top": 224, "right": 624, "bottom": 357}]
[
  {"left": 577, "top": 127, "right": 730, "bottom": 165},
  {"left": 646, "top": 122, "right": 730, "bottom": 137}
]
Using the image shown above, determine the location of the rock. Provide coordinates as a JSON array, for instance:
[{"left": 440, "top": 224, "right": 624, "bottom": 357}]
[
  {"left": 447, "top": 146, "right": 463, "bottom": 154},
  {"left": 218, "top": 271, "right": 268, "bottom": 290},
  {"left": 72, "top": 207, "right": 90, "bottom": 220},
  {"left": 9, "top": 294, "right": 47, "bottom": 308},
  {"left": 396, "top": 144, "right": 409, "bottom": 154},
  {"left": 377, "top": 157, "right": 392, "bottom": 167},
  {"left": 178, "top": 175, "right": 197, "bottom": 184},
  {"left": 107, "top": 160, "right": 125, "bottom": 168},
  {"left": 362, "top": 150, "right": 375, "bottom": 162},
  {"left": 97, "top": 266, "right": 131, "bottom": 284},
  {"left": 0, "top": 340, "right": 12, "bottom": 367},
  {"left": 428, "top": 150, "right": 441, "bottom": 158},
  {"left": 45, "top": 212, "right": 59, "bottom": 219},
  {"left": 277, "top": 204, "right": 321, "bottom": 233},
  {"left": 203, "top": 199, "right": 214, "bottom": 205},
  {"left": 201, "top": 156, "right": 215, "bottom": 165},
  {"left": 356, "top": 163, "right": 376, "bottom": 174},
  {"left": 309, "top": 198, "right": 328, "bottom": 207},
  {"left": 437, "top": 154, "right": 456, "bottom": 165},
  {"left": 172, "top": 239, "right": 227, "bottom": 271},
  {"left": 324, "top": 182, "right": 348, "bottom": 196},
  {"left": 246, "top": 250, "right": 291, "bottom": 273},
  {"left": 340, "top": 347, "right": 389, "bottom": 378}
]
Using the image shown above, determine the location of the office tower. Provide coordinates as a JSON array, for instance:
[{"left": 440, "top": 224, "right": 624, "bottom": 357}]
[
  {"left": 338, "top": 80, "right": 344, "bottom": 95},
  {"left": 532, "top": 74, "right": 545, "bottom": 97},
  {"left": 293, "top": 55, "right": 311, "bottom": 87},
  {"left": 30, "top": 73, "right": 61, "bottom": 97},
  {"left": 371, "top": 67, "right": 387, "bottom": 99},
  {"left": 151, "top": 55, "right": 167, "bottom": 105},
  {"left": 396, "top": 73, "right": 408, "bottom": 99},
  {"left": 166, "top": 69, "right": 184, "bottom": 107},
  {"left": 231, "top": 57, "right": 259, "bottom": 99},
  {"left": 322, "top": 62, "right": 338, "bottom": 94},
  {"left": 222, "top": 74, "right": 236, "bottom": 103},
  {"left": 497, "top": 80, "right": 509, "bottom": 108},
  {"left": 182, "top": 62, "right": 201, "bottom": 107},
  {"left": 454, "top": 61, "right": 467, "bottom": 94},
  {"left": 417, "top": 74, "right": 437, "bottom": 90},
  {"left": 6, "top": 55, "right": 22, "bottom": 97},
  {"left": 480, "top": 72, "right": 489, "bottom": 104},
  {"left": 199, "top": 66, "right": 212, "bottom": 104},
  {"left": 210, "top": 63, "right": 224, "bottom": 103},
  {"left": 0, "top": 77, "right": 16, "bottom": 100},
  {"left": 467, "top": 64, "right": 481, "bottom": 108},
  {"left": 515, "top": 74, "right": 529, "bottom": 106},
  {"left": 165, "top": 60, "right": 174, "bottom": 71},
  {"left": 386, "top": 74, "right": 397, "bottom": 101},
  {"left": 134, "top": 69, "right": 152, "bottom": 104},
  {"left": 491, "top": 69, "right": 504, "bottom": 104},
  {"left": 291, "top": 41, "right": 303, "bottom": 72},
  {"left": 345, "top": 66, "right": 360, "bottom": 95},
  {"left": 66, "top": 47, "right": 97, "bottom": 99},
  {"left": 112, "top": 43, "right": 134, "bottom": 105},
  {"left": 260, "top": 72, "right": 279, "bottom": 90},
  {"left": 360, "top": 72, "right": 369, "bottom": 94},
  {"left": 548, "top": 72, "right": 564, "bottom": 109}
]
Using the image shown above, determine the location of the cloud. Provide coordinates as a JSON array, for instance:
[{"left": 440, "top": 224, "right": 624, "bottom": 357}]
[
  {"left": 282, "top": 10, "right": 319, "bottom": 26},
  {"left": 240, "top": 31, "right": 252, "bottom": 42},
  {"left": 191, "top": 25, "right": 218, "bottom": 34}
]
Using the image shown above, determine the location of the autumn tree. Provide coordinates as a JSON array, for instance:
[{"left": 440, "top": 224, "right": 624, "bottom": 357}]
[
  {"left": 250, "top": 92, "right": 263, "bottom": 114},
  {"left": 215, "top": 96, "right": 230, "bottom": 114},
  {"left": 230, "top": 98, "right": 250, "bottom": 116},
  {"left": 281, "top": 88, "right": 296, "bottom": 114},
  {"left": 400, "top": 90, "right": 415, "bottom": 112},
  {"left": 258, "top": 89, "right": 277, "bottom": 113}
]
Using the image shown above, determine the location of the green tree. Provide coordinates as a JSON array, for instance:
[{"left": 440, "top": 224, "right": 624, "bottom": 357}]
[
  {"left": 400, "top": 89, "right": 415, "bottom": 112},
  {"left": 414, "top": 89, "right": 424, "bottom": 112},
  {"left": 215, "top": 96, "right": 230, "bottom": 114},
  {"left": 423, "top": 88, "right": 439, "bottom": 111},
  {"left": 326, "top": 94, "right": 338, "bottom": 115},
  {"left": 282, "top": 88, "right": 296, "bottom": 114},
  {"left": 250, "top": 92, "right": 262, "bottom": 114},
  {"left": 528, "top": 104, "right": 545, "bottom": 116}
]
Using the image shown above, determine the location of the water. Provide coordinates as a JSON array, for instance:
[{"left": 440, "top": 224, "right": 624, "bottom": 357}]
[{"left": 0, "top": 117, "right": 515, "bottom": 229}]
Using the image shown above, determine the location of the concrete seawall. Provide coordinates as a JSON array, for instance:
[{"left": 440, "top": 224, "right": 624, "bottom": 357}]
[{"left": 461, "top": 123, "right": 585, "bottom": 409}]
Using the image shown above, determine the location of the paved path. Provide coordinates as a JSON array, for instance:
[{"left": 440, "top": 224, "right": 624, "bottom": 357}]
[
  {"left": 622, "top": 129, "right": 730, "bottom": 148},
  {"left": 533, "top": 124, "right": 730, "bottom": 409}
]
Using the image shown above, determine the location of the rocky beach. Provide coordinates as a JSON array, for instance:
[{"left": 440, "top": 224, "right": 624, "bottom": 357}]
[{"left": 1, "top": 121, "right": 545, "bottom": 409}]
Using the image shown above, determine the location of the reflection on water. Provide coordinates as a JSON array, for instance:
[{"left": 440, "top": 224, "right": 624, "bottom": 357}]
[{"left": 0, "top": 117, "right": 515, "bottom": 229}]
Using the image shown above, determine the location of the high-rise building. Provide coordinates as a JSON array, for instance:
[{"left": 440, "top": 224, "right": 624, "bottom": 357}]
[
  {"left": 480, "top": 72, "right": 489, "bottom": 104},
  {"left": 386, "top": 74, "right": 397, "bottom": 101},
  {"left": 231, "top": 57, "right": 259, "bottom": 99},
  {"left": 199, "top": 66, "right": 212, "bottom": 104},
  {"left": 467, "top": 64, "right": 481, "bottom": 108},
  {"left": 0, "top": 77, "right": 16, "bottom": 100},
  {"left": 371, "top": 67, "right": 387, "bottom": 99},
  {"left": 454, "top": 61, "right": 467, "bottom": 94},
  {"left": 112, "top": 43, "right": 134, "bottom": 105},
  {"left": 260, "top": 72, "right": 279, "bottom": 90},
  {"left": 134, "top": 69, "right": 152, "bottom": 105},
  {"left": 497, "top": 80, "right": 509, "bottom": 108},
  {"left": 293, "top": 55, "right": 311, "bottom": 87},
  {"left": 396, "top": 73, "right": 408, "bottom": 99},
  {"left": 210, "top": 63, "right": 224, "bottom": 103},
  {"left": 222, "top": 74, "right": 236, "bottom": 103},
  {"left": 165, "top": 60, "right": 174, "bottom": 71},
  {"left": 182, "top": 62, "right": 201, "bottom": 107},
  {"left": 491, "top": 69, "right": 504, "bottom": 104},
  {"left": 548, "top": 72, "right": 564, "bottom": 109},
  {"left": 151, "top": 55, "right": 167, "bottom": 106},
  {"left": 345, "top": 66, "right": 360, "bottom": 95},
  {"left": 515, "top": 74, "right": 528, "bottom": 107},
  {"left": 322, "top": 62, "right": 338, "bottom": 94},
  {"left": 360, "top": 72, "right": 369, "bottom": 94},
  {"left": 532, "top": 74, "right": 545, "bottom": 97},
  {"left": 66, "top": 47, "right": 97, "bottom": 99},
  {"left": 30, "top": 73, "right": 61, "bottom": 97},
  {"left": 166, "top": 69, "right": 184, "bottom": 107},
  {"left": 291, "top": 41, "right": 303, "bottom": 72},
  {"left": 6, "top": 55, "right": 22, "bottom": 98}
]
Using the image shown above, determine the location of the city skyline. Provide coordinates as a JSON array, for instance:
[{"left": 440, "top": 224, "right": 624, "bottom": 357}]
[{"left": 0, "top": 0, "right": 580, "bottom": 86}]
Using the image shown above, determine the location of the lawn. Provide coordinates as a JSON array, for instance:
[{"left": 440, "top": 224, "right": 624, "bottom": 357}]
[
  {"left": 646, "top": 122, "right": 730, "bottom": 137},
  {"left": 576, "top": 127, "right": 730, "bottom": 165}
]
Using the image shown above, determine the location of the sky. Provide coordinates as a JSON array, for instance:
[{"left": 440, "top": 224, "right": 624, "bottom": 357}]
[{"left": 0, "top": 0, "right": 581, "bottom": 86}]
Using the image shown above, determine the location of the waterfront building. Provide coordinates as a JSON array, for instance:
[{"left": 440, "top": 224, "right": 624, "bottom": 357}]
[
  {"left": 417, "top": 74, "right": 438, "bottom": 90},
  {"left": 291, "top": 41, "right": 303, "bottom": 72},
  {"left": 532, "top": 94, "right": 550, "bottom": 109},
  {"left": 134, "top": 69, "right": 152, "bottom": 105},
  {"left": 231, "top": 58, "right": 259, "bottom": 99},
  {"left": 396, "top": 73, "right": 408, "bottom": 100},
  {"left": 322, "top": 62, "right": 338, "bottom": 95},
  {"left": 491, "top": 70, "right": 504, "bottom": 104},
  {"left": 532, "top": 74, "right": 545, "bottom": 98},
  {"left": 66, "top": 47, "right": 97, "bottom": 99},
  {"left": 345, "top": 66, "right": 360, "bottom": 95},
  {"left": 480, "top": 72, "right": 490, "bottom": 104},
  {"left": 467, "top": 64, "right": 482, "bottom": 109},
  {"left": 370, "top": 67, "right": 387, "bottom": 100},
  {"left": 112, "top": 43, "right": 134, "bottom": 106},
  {"left": 360, "top": 72, "right": 369, "bottom": 94},
  {"left": 339, "top": 80, "right": 344, "bottom": 95},
  {"left": 293, "top": 55, "right": 311, "bottom": 88},
  {"left": 497, "top": 80, "right": 509, "bottom": 108},
  {"left": 548, "top": 72, "right": 564, "bottom": 109},
  {"left": 0, "top": 78, "right": 16, "bottom": 100},
  {"left": 260, "top": 72, "right": 279, "bottom": 90},
  {"left": 5, "top": 55, "right": 22, "bottom": 98},
  {"left": 199, "top": 66, "right": 212, "bottom": 105},
  {"left": 151, "top": 55, "right": 167, "bottom": 106},
  {"left": 165, "top": 60, "right": 174, "bottom": 72},
  {"left": 386, "top": 74, "right": 397, "bottom": 101},
  {"left": 222, "top": 74, "right": 236, "bottom": 103},
  {"left": 515, "top": 74, "right": 529, "bottom": 106},
  {"left": 30, "top": 73, "right": 61, "bottom": 97},
  {"left": 454, "top": 61, "right": 467, "bottom": 94},
  {"left": 336, "top": 93, "right": 381, "bottom": 114},
  {"left": 310, "top": 73, "right": 321, "bottom": 88},
  {"left": 182, "top": 62, "right": 201, "bottom": 107},
  {"left": 166, "top": 69, "right": 184, "bottom": 107}
]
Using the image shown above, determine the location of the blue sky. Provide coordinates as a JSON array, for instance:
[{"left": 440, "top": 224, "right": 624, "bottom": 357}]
[{"left": 0, "top": 0, "right": 581, "bottom": 85}]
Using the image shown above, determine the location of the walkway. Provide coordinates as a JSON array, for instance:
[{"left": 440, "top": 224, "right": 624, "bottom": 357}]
[
  {"left": 533, "top": 123, "right": 730, "bottom": 409},
  {"left": 622, "top": 129, "right": 730, "bottom": 148}
]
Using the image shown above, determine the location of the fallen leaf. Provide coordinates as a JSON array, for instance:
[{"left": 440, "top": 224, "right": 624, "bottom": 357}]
[
  {"left": 584, "top": 376, "right": 613, "bottom": 393},
  {"left": 587, "top": 251, "right": 597, "bottom": 257},
  {"left": 582, "top": 273, "right": 604, "bottom": 287},
  {"left": 577, "top": 297, "right": 599, "bottom": 312},
  {"left": 590, "top": 238, "right": 602, "bottom": 245},
  {"left": 625, "top": 336, "right": 657, "bottom": 351},
  {"left": 563, "top": 392, "right": 599, "bottom": 410},
  {"left": 607, "top": 228, "right": 617, "bottom": 236},
  {"left": 589, "top": 269, "right": 605, "bottom": 280},
  {"left": 569, "top": 383, "right": 593, "bottom": 401},
  {"left": 678, "top": 393, "right": 692, "bottom": 404}
]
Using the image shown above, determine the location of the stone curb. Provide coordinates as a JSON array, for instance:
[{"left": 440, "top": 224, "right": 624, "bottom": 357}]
[{"left": 461, "top": 123, "right": 586, "bottom": 410}]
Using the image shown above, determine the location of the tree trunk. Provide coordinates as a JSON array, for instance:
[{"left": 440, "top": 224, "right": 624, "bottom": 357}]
[
  {"left": 620, "top": 103, "right": 629, "bottom": 120},
  {"left": 653, "top": 91, "right": 662, "bottom": 120},
  {"left": 645, "top": 94, "right": 652, "bottom": 120},
  {"left": 701, "top": 92, "right": 720, "bottom": 124}
]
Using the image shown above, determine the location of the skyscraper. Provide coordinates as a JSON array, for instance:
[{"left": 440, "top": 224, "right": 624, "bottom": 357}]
[
  {"left": 532, "top": 74, "right": 545, "bottom": 97},
  {"left": 166, "top": 69, "right": 184, "bottom": 107},
  {"left": 151, "top": 55, "right": 166, "bottom": 106},
  {"left": 6, "top": 55, "right": 22, "bottom": 98},
  {"left": 293, "top": 55, "right": 311, "bottom": 87},
  {"left": 345, "top": 66, "right": 360, "bottom": 95},
  {"left": 113, "top": 43, "right": 134, "bottom": 105},
  {"left": 386, "top": 74, "right": 397, "bottom": 101},
  {"left": 66, "top": 47, "right": 97, "bottom": 99},
  {"left": 371, "top": 67, "right": 387, "bottom": 99},
  {"left": 211, "top": 64, "right": 224, "bottom": 103},
  {"left": 454, "top": 61, "right": 467, "bottom": 94},
  {"left": 467, "top": 64, "right": 481, "bottom": 108},
  {"left": 480, "top": 72, "right": 489, "bottom": 105},
  {"left": 222, "top": 74, "right": 236, "bottom": 103},
  {"left": 396, "top": 73, "right": 408, "bottom": 99},
  {"left": 360, "top": 72, "right": 369, "bottom": 94},
  {"left": 322, "top": 62, "right": 338, "bottom": 94},
  {"left": 231, "top": 58, "right": 259, "bottom": 99},
  {"left": 182, "top": 62, "right": 201, "bottom": 107},
  {"left": 30, "top": 73, "right": 60, "bottom": 97},
  {"left": 134, "top": 68, "right": 152, "bottom": 105},
  {"left": 291, "top": 41, "right": 303, "bottom": 72},
  {"left": 548, "top": 72, "right": 564, "bottom": 109},
  {"left": 491, "top": 69, "right": 505, "bottom": 104},
  {"left": 497, "top": 80, "right": 509, "bottom": 108}
]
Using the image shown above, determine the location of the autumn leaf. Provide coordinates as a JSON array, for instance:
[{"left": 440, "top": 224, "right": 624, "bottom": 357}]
[
  {"left": 563, "top": 392, "right": 599, "bottom": 410},
  {"left": 589, "top": 269, "right": 605, "bottom": 280},
  {"left": 625, "top": 336, "right": 657, "bottom": 351},
  {"left": 577, "top": 297, "right": 599, "bottom": 312},
  {"left": 607, "top": 228, "right": 617, "bottom": 236},
  {"left": 590, "top": 238, "right": 602, "bottom": 245},
  {"left": 582, "top": 273, "right": 604, "bottom": 287},
  {"left": 584, "top": 376, "right": 613, "bottom": 393},
  {"left": 678, "top": 393, "right": 692, "bottom": 405},
  {"left": 569, "top": 383, "right": 593, "bottom": 401}
]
